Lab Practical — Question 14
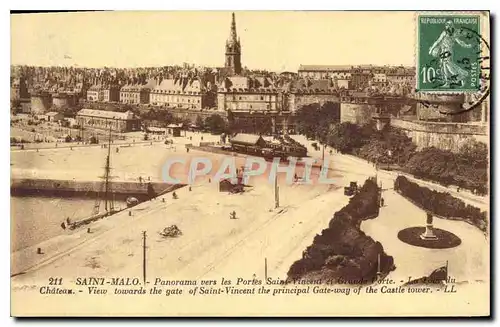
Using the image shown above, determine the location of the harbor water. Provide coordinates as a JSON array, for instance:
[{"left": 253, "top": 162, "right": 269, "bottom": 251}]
[{"left": 11, "top": 196, "right": 126, "bottom": 252}]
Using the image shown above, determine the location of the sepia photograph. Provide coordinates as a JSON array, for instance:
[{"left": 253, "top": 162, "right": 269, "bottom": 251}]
[{"left": 9, "top": 10, "right": 490, "bottom": 317}]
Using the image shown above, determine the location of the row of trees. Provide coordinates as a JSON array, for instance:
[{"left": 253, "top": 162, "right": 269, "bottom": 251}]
[
  {"left": 294, "top": 103, "right": 488, "bottom": 193},
  {"left": 394, "top": 176, "right": 487, "bottom": 232}
]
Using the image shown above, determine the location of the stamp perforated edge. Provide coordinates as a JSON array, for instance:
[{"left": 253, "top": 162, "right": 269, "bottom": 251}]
[{"left": 414, "top": 11, "right": 490, "bottom": 95}]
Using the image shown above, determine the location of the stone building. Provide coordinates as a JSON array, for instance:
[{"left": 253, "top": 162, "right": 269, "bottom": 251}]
[
  {"left": 339, "top": 92, "right": 380, "bottom": 125},
  {"left": 217, "top": 76, "right": 283, "bottom": 112},
  {"left": 30, "top": 91, "right": 53, "bottom": 115},
  {"left": 87, "top": 84, "right": 121, "bottom": 102},
  {"left": 298, "top": 65, "right": 352, "bottom": 80},
  {"left": 120, "top": 79, "right": 156, "bottom": 105},
  {"left": 350, "top": 68, "right": 373, "bottom": 90},
  {"left": 76, "top": 109, "right": 141, "bottom": 132},
  {"left": 52, "top": 92, "right": 79, "bottom": 108},
  {"left": 385, "top": 66, "right": 415, "bottom": 85},
  {"left": 283, "top": 79, "right": 340, "bottom": 113},
  {"left": 150, "top": 77, "right": 215, "bottom": 109},
  {"left": 372, "top": 73, "right": 388, "bottom": 86}
]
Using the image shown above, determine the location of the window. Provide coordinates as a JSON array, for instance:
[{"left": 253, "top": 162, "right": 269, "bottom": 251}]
[{"left": 260, "top": 96, "right": 264, "bottom": 100}]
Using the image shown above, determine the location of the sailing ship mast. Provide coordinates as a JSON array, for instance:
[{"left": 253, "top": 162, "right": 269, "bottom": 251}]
[
  {"left": 103, "top": 126, "right": 114, "bottom": 213},
  {"left": 91, "top": 126, "right": 114, "bottom": 216}
]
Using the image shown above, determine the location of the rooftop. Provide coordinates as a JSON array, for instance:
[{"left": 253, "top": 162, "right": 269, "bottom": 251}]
[
  {"left": 230, "top": 133, "right": 265, "bottom": 146},
  {"left": 299, "top": 65, "right": 353, "bottom": 72},
  {"left": 76, "top": 109, "right": 136, "bottom": 120}
]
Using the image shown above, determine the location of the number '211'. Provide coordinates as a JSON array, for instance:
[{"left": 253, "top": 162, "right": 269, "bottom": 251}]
[{"left": 421, "top": 66, "right": 436, "bottom": 83}]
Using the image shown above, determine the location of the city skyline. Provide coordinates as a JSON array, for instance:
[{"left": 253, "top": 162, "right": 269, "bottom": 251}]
[{"left": 11, "top": 11, "right": 416, "bottom": 71}]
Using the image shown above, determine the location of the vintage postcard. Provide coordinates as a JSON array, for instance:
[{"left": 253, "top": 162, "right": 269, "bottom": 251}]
[{"left": 10, "top": 11, "right": 490, "bottom": 317}]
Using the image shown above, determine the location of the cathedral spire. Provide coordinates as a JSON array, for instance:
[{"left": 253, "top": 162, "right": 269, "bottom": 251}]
[
  {"left": 225, "top": 12, "right": 242, "bottom": 75},
  {"left": 228, "top": 12, "right": 238, "bottom": 44}
]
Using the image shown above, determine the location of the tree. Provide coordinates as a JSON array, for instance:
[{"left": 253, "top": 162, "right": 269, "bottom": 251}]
[
  {"left": 327, "top": 122, "right": 368, "bottom": 154},
  {"left": 295, "top": 102, "right": 341, "bottom": 142},
  {"left": 205, "top": 114, "right": 227, "bottom": 134},
  {"left": 404, "top": 147, "right": 460, "bottom": 186},
  {"left": 458, "top": 139, "right": 488, "bottom": 169},
  {"left": 195, "top": 115, "right": 205, "bottom": 129},
  {"left": 295, "top": 103, "right": 321, "bottom": 139},
  {"left": 358, "top": 126, "right": 416, "bottom": 165}
]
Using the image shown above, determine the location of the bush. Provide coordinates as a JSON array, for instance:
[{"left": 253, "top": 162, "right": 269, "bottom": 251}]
[
  {"left": 394, "top": 176, "right": 487, "bottom": 232},
  {"left": 404, "top": 147, "right": 488, "bottom": 194},
  {"left": 287, "top": 178, "right": 393, "bottom": 283}
]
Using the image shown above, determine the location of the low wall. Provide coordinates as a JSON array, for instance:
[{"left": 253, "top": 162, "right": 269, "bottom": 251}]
[
  {"left": 11, "top": 178, "right": 181, "bottom": 201},
  {"left": 391, "top": 119, "right": 487, "bottom": 153}
]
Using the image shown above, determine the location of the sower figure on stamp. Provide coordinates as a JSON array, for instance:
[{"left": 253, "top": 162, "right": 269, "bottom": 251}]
[{"left": 428, "top": 20, "right": 473, "bottom": 87}]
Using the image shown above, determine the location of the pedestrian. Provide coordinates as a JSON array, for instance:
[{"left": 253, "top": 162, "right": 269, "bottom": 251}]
[{"left": 380, "top": 198, "right": 384, "bottom": 207}]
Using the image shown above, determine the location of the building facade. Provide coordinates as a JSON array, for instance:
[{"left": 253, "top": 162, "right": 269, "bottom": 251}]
[
  {"left": 120, "top": 80, "right": 156, "bottom": 105},
  {"left": 298, "top": 65, "right": 352, "bottom": 80},
  {"left": 284, "top": 79, "right": 340, "bottom": 113},
  {"left": 87, "top": 85, "right": 121, "bottom": 103},
  {"left": 217, "top": 76, "right": 284, "bottom": 112},
  {"left": 76, "top": 109, "right": 141, "bottom": 132},
  {"left": 150, "top": 77, "right": 216, "bottom": 109}
]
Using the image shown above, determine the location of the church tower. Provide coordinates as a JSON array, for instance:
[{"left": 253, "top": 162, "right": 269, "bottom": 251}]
[{"left": 225, "top": 12, "right": 242, "bottom": 76}]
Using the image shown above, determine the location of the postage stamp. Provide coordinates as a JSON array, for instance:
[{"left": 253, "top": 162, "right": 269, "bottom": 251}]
[{"left": 417, "top": 14, "right": 482, "bottom": 92}]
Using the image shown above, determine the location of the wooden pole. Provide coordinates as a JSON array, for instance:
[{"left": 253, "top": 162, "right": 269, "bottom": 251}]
[
  {"left": 274, "top": 173, "right": 279, "bottom": 209},
  {"left": 265, "top": 257, "right": 268, "bottom": 280},
  {"left": 377, "top": 253, "right": 381, "bottom": 275},
  {"left": 142, "top": 231, "right": 147, "bottom": 285}
]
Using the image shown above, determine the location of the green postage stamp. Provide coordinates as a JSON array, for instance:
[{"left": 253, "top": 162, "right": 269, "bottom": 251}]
[{"left": 417, "top": 14, "right": 482, "bottom": 92}]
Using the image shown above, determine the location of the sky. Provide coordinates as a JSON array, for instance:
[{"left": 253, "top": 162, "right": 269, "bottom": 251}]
[{"left": 10, "top": 11, "right": 416, "bottom": 71}]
